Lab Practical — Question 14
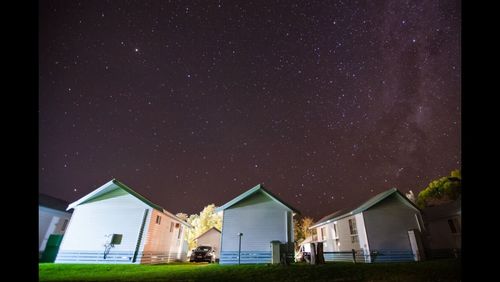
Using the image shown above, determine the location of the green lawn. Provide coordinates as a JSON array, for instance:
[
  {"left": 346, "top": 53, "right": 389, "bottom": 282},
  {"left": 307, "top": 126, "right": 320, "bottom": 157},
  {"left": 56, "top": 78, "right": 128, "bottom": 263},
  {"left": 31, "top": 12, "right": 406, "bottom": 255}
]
[{"left": 39, "top": 259, "right": 460, "bottom": 282}]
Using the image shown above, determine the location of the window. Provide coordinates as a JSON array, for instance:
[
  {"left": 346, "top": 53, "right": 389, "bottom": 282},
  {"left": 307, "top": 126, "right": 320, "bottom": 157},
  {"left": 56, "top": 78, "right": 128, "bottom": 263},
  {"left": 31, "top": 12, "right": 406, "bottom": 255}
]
[
  {"left": 61, "top": 219, "right": 69, "bottom": 232},
  {"left": 177, "top": 225, "right": 183, "bottom": 239},
  {"left": 348, "top": 218, "right": 357, "bottom": 235},
  {"left": 156, "top": 215, "right": 161, "bottom": 224},
  {"left": 348, "top": 218, "right": 359, "bottom": 245},
  {"left": 448, "top": 218, "right": 460, "bottom": 234},
  {"left": 170, "top": 222, "right": 174, "bottom": 232},
  {"left": 320, "top": 227, "right": 326, "bottom": 241}
]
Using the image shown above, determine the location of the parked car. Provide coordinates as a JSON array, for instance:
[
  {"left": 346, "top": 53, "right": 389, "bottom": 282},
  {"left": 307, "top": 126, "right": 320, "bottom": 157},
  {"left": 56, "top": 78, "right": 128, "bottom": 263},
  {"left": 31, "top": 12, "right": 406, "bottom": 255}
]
[{"left": 189, "top": 246, "right": 215, "bottom": 263}]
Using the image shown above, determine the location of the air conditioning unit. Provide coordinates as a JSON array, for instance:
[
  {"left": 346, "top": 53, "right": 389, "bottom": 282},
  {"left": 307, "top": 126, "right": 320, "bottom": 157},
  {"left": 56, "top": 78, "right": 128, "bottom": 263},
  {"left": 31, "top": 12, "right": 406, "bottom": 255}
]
[{"left": 111, "top": 234, "right": 123, "bottom": 245}]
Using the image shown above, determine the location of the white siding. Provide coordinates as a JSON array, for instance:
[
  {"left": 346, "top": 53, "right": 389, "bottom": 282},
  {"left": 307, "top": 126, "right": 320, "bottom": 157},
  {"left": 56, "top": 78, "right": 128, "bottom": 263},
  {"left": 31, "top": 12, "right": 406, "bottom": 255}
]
[
  {"left": 220, "top": 191, "right": 293, "bottom": 264},
  {"left": 316, "top": 215, "right": 360, "bottom": 252},
  {"left": 362, "top": 194, "right": 420, "bottom": 251},
  {"left": 355, "top": 213, "right": 370, "bottom": 262},
  {"left": 221, "top": 191, "right": 289, "bottom": 252},
  {"left": 55, "top": 192, "right": 152, "bottom": 264}
]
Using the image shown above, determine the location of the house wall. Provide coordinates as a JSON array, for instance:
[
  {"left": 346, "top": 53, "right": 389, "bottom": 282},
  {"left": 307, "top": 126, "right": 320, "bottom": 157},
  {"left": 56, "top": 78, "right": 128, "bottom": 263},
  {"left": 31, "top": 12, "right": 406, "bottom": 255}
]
[
  {"left": 363, "top": 194, "right": 421, "bottom": 250},
  {"left": 39, "top": 206, "right": 72, "bottom": 255},
  {"left": 316, "top": 194, "right": 422, "bottom": 263},
  {"left": 196, "top": 229, "right": 221, "bottom": 258},
  {"left": 316, "top": 215, "right": 361, "bottom": 253},
  {"left": 362, "top": 194, "right": 422, "bottom": 262},
  {"left": 55, "top": 191, "right": 153, "bottom": 264},
  {"left": 220, "top": 191, "right": 292, "bottom": 264},
  {"left": 426, "top": 215, "right": 461, "bottom": 250},
  {"left": 141, "top": 209, "right": 189, "bottom": 263}
]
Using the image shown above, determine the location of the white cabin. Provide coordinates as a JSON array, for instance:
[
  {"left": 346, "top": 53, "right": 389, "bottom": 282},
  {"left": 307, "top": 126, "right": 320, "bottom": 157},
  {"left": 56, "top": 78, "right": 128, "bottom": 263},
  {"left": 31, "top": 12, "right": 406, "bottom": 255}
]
[
  {"left": 194, "top": 227, "right": 221, "bottom": 259},
  {"left": 216, "top": 184, "right": 299, "bottom": 264},
  {"left": 311, "top": 188, "right": 424, "bottom": 263},
  {"left": 55, "top": 179, "right": 191, "bottom": 264}
]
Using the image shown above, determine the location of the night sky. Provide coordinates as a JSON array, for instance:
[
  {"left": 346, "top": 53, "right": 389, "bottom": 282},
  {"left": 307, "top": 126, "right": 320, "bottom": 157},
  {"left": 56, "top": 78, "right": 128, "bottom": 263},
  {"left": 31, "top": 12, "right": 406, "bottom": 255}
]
[{"left": 39, "top": 0, "right": 461, "bottom": 220}]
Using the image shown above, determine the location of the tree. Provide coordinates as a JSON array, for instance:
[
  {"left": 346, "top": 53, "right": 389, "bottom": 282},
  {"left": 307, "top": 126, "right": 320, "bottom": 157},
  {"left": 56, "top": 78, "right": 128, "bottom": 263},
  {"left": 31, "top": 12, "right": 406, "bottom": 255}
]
[
  {"left": 175, "top": 213, "right": 189, "bottom": 221},
  {"left": 185, "top": 204, "right": 222, "bottom": 250},
  {"left": 293, "top": 216, "right": 315, "bottom": 251},
  {"left": 416, "top": 169, "right": 461, "bottom": 208},
  {"left": 301, "top": 217, "right": 315, "bottom": 239},
  {"left": 293, "top": 217, "right": 304, "bottom": 245}
]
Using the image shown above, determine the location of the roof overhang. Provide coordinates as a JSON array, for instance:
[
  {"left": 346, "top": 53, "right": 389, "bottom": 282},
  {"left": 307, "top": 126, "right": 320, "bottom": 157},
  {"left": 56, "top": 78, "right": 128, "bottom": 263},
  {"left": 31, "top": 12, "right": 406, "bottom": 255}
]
[
  {"left": 309, "top": 188, "right": 420, "bottom": 229},
  {"left": 67, "top": 179, "right": 192, "bottom": 228}
]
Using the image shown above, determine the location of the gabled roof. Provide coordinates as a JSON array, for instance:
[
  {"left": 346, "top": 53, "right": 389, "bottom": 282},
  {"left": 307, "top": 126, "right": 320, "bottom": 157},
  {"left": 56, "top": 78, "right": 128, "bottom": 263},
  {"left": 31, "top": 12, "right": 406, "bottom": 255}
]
[
  {"left": 39, "top": 193, "right": 72, "bottom": 213},
  {"left": 67, "top": 179, "right": 191, "bottom": 227},
  {"left": 311, "top": 188, "right": 420, "bottom": 229},
  {"left": 194, "top": 227, "right": 221, "bottom": 240},
  {"left": 215, "top": 184, "right": 300, "bottom": 213}
]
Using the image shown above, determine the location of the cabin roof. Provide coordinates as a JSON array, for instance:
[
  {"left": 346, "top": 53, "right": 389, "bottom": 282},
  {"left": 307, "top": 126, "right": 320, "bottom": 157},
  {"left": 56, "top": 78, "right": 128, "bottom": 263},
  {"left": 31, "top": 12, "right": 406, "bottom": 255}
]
[
  {"left": 311, "top": 188, "right": 420, "bottom": 228},
  {"left": 39, "top": 193, "right": 72, "bottom": 213},
  {"left": 67, "top": 179, "right": 191, "bottom": 227},
  {"left": 194, "top": 227, "right": 221, "bottom": 240},
  {"left": 215, "top": 184, "right": 300, "bottom": 213}
]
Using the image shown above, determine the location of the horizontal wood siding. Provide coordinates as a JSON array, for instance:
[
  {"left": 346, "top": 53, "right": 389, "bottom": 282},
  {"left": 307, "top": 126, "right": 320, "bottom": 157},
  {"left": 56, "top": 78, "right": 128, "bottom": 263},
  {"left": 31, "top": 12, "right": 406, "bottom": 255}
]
[
  {"left": 369, "top": 250, "right": 415, "bottom": 262},
  {"left": 55, "top": 250, "right": 187, "bottom": 264},
  {"left": 141, "top": 209, "right": 188, "bottom": 263},
  {"left": 220, "top": 251, "right": 272, "bottom": 264},
  {"left": 323, "top": 250, "right": 414, "bottom": 263},
  {"left": 316, "top": 215, "right": 360, "bottom": 252},
  {"left": 220, "top": 191, "right": 290, "bottom": 264},
  {"left": 55, "top": 192, "right": 152, "bottom": 264},
  {"left": 362, "top": 194, "right": 420, "bottom": 251}
]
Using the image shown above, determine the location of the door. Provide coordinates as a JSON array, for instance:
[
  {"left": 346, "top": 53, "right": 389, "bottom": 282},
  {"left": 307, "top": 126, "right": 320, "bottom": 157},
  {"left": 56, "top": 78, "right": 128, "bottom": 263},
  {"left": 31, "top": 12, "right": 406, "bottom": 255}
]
[{"left": 40, "top": 234, "right": 64, "bottom": 262}]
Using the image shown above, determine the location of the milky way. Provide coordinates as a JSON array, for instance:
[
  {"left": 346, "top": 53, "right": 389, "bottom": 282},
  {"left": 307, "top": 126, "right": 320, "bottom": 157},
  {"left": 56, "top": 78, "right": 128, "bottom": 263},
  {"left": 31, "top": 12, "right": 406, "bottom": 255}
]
[{"left": 39, "top": 0, "right": 461, "bottom": 220}]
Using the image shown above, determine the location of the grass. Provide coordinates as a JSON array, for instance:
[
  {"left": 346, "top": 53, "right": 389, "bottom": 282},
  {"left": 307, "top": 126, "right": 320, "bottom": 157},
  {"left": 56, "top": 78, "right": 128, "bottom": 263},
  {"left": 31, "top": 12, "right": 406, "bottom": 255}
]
[{"left": 39, "top": 259, "right": 460, "bottom": 282}]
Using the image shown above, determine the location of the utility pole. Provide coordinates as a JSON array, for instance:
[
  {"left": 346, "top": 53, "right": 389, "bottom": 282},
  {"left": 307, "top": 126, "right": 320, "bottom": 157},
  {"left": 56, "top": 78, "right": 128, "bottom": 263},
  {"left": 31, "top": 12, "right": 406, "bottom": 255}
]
[{"left": 237, "top": 233, "right": 243, "bottom": 265}]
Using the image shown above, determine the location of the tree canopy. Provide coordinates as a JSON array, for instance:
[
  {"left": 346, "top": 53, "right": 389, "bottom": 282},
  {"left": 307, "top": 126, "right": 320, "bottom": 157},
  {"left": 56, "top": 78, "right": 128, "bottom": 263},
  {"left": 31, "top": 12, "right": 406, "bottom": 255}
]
[
  {"left": 416, "top": 169, "right": 461, "bottom": 208},
  {"left": 293, "top": 216, "right": 315, "bottom": 248},
  {"left": 185, "top": 204, "right": 222, "bottom": 250}
]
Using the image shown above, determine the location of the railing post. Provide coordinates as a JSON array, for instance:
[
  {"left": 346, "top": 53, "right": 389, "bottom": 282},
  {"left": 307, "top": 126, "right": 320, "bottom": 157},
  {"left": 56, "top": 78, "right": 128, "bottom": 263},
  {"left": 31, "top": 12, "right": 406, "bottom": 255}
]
[{"left": 237, "top": 233, "right": 243, "bottom": 265}]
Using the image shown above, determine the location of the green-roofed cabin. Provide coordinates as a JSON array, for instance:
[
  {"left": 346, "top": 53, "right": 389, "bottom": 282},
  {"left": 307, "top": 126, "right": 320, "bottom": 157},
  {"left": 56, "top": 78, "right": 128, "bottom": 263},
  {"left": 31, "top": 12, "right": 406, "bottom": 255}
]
[
  {"left": 310, "top": 188, "right": 425, "bottom": 263},
  {"left": 54, "top": 179, "right": 192, "bottom": 264},
  {"left": 215, "top": 184, "right": 299, "bottom": 264}
]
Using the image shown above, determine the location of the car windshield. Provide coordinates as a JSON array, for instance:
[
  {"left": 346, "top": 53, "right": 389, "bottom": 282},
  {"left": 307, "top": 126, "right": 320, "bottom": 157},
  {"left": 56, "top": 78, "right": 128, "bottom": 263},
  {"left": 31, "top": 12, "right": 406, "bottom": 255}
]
[{"left": 196, "top": 246, "right": 211, "bottom": 251}]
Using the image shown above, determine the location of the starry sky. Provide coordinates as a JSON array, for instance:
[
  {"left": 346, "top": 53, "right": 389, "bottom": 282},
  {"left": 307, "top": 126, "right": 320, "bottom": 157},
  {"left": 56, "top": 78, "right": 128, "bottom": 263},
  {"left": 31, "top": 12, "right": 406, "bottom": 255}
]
[{"left": 39, "top": 0, "right": 461, "bottom": 220}]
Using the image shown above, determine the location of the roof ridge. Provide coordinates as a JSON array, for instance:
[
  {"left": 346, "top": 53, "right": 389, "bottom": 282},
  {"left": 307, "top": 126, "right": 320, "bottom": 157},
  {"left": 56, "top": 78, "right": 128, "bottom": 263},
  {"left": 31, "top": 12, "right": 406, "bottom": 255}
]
[{"left": 215, "top": 183, "right": 299, "bottom": 213}]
